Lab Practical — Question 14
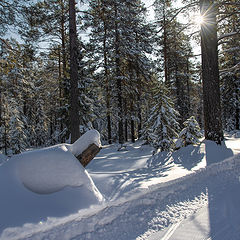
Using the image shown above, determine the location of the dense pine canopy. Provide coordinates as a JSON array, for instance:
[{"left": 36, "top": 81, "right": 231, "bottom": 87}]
[{"left": 0, "top": 0, "right": 239, "bottom": 154}]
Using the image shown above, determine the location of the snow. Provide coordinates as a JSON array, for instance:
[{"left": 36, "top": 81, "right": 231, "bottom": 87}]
[
  {"left": 67, "top": 129, "right": 101, "bottom": 157},
  {"left": 0, "top": 154, "right": 8, "bottom": 166},
  {"left": 0, "top": 132, "right": 240, "bottom": 240},
  {"left": 0, "top": 130, "right": 103, "bottom": 234},
  {"left": 17, "top": 145, "right": 86, "bottom": 194}
]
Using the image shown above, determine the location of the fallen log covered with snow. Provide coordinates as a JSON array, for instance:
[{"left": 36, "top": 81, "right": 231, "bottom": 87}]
[
  {"left": 14, "top": 129, "right": 102, "bottom": 195},
  {"left": 69, "top": 129, "right": 102, "bottom": 167},
  {"left": 76, "top": 143, "right": 101, "bottom": 167}
]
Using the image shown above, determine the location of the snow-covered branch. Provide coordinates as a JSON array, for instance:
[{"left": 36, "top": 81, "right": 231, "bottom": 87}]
[
  {"left": 219, "top": 62, "right": 240, "bottom": 75},
  {"left": 218, "top": 31, "right": 239, "bottom": 42},
  {"left": 0, "top": 37, "right": 21, "bottom": 53}
]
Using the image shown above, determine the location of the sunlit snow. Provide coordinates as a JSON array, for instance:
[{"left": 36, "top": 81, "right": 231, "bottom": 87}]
[{"left": 0, "top": 131, "right": 240, "bottom": 240}]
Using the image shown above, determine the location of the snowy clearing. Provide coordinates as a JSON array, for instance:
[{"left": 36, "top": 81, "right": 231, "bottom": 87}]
[{"left": 0, "top": 132, "right": 240, "bottom": 240}]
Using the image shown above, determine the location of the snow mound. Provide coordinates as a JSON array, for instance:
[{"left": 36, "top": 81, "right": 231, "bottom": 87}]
[
  {"left": 0, "top": 130, "right": 104, "bottom": 232},
  {"left": 16, "top": 145, "right": 89, "bottom": 194},
  {"left": 15, "top": 130, "right": 102, "bottom": 195}
]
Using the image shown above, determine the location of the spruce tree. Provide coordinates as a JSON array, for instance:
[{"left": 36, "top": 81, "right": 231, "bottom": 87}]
[
  {"left": 176, "top": 116, "right": 202, "bottom": 149},
  {"left": 154, "top": 0, "right": 194, "bottom": 124},
  {"left": 218, "top": 1, "right": 240, "bottom": 131},
  {"left": 142, "top": 81, "right": 179, "bottom": 152},
  {"left": 85, "top": 0, "right": 153, "bottom": 143}
]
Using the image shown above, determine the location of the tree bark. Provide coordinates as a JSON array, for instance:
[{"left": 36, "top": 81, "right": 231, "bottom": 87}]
[
  {"left": 131, "top": 118, "right": 135, "bottom": 143},
  {"left": 163, "top": 5, "right": 169, "bottom": 85},
  {"left": 69, "top": 0, "right": 80, "bottom": 143},
  {"left": 130, "top": 101, "right": 135, "bottom": 143},
  {"left": 234, "top": 73, "right": 239, "bottom": 130},
  {"left": 60, "top": 0, "right": 68, "bottom": 98},
  {"left": 186, "top": 57, "right": 191, "bottom": 118},
  {"left": 124, "top": 99, "right": 128, "bottom": 142},
  {"left": 76, "top": 143, "right": 100, "bottom": 167},
  {"left": 114, "top": 3, "right": 124, "bottom": 144},
  {"left": 136, "top": 66, "right": 142, "bottom": 139},
  {"left": 200, "top": 0, "right": 223, "bottom": 143},
  {"left": 103, "top": 20, "right": 112, "bottom": 144}
]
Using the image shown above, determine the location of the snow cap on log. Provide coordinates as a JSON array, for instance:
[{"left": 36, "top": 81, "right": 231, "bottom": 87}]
[{"left": 68, "top": 129, "right": 101, "bottom": 157}]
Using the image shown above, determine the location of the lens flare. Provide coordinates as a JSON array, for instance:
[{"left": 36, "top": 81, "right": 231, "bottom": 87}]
[{"left": 193, "top": 14, "right": 205, "bottom": 26}]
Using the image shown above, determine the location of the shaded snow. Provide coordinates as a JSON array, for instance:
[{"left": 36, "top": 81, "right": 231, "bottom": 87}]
[
  {"left": 16, "top": 145, "right": 93, "bottom": 194},
  {"left": 0, "top": 154, "right": 8, "bottom": 166}
]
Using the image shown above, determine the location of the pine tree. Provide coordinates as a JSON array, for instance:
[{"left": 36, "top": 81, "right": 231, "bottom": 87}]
[
  {"left": 8, "top": 100, "right": 28, "bottom": 154},
  {"left": 0, "top": 40, "right": 33, "bottom": 153},
  {"left": 84, "top": 0, "right": 114, "bottom": 143},
  {"left": 77, "top": 40, "right": 97, "bottom": 133},
  {"left": 142, "top": 81, "right": 179, "bottom": 152},
  {"left": 176, "top": 116, "right": 202, "bottom": 149},
  {"left": 218, "top": 1, "right": 240, "bottom": 131},
  {"left": 154, "top": 0, "right": 194, "bottom": 124},
  {"left": 85, "top": 0, "right": 154, "bottom": 143},
  {"left": 18, "top": 0, "right": 71, "bottom": 142},
  {"left": 200, "top": 0, "right": 223, "bottom": 143}
]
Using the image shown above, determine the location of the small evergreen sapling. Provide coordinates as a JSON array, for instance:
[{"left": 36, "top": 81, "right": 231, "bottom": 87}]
[{"left": 176, "top": 116, "right": 202, "bottom": 149}]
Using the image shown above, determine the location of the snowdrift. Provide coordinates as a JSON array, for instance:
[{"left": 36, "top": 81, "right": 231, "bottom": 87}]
[
  {"left": 0, "top": 130, "right": 103, "bottom": 233},
  {"left": 2, "top": 149, "right": 240, "bottom": 240}
]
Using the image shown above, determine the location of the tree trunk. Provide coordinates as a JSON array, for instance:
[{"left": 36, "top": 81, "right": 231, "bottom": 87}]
[
  {"left": 103, "top": 20, "right": 112, "bottom": 144},
  {"left": 234, "top": 75, "right": 239, "bottom": 130},
  {"left": 186, "top": 57, "right": 191, "bottom": 118},
  {"left": 69, "top": 0, "right": 80, "bottom": 143},
  {"left": 58, "top": 47, "right": 64, "bottom": 134},
  {"left": 136, "top": 67, "right": 142, "bottom": 139},
  {"left": 4, "top": 119, "right": 7, "bottom": 155},
  {"left": 137, "top": 98, "right": 142, "bottom": 139},
  {"left": 114, "top": 3, "right": 124, "bottom": 144},
  {"left": 60, "top": 0, "right": 68, "bottom": 98},
  {"left": 232, "top": 23, "right": 239, "bottom": 130},
  {"left": 125, "top": 118, "right": 128, "bottom": 142},
  {"left": 130, "top": 101, "right": 135, "bottom": 143},
  {"left": 131, "top": 118, "right": 135, "bottom": 143},
  {"left": 163, "top": 6, "right": 169, "bottom": 85},
  {"left": 200, "top": 0, "right": 223, "bottom": 144},
  {"left": 124, "top": 99, "right": 128, "bottom": 142},
  {"left": 174, "top": 51, "right": 183, "bottom": 124}
]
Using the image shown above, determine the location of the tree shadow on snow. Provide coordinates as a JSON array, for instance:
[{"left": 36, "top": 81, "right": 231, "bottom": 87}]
[
  {"left": 88, "top": 144, "right": 152, "bottom": 173},
  {"left": 109, "top": 153, "right": 174, "bottom": 200},
  {"left": 171, "top": 144, "right": 204, "bottom": 170},
  {"left": 109, "top": 144, "right": 205, "bottom": 200},
  {"left": 206, "top": 140, "right": 240, "bottom": 239}
]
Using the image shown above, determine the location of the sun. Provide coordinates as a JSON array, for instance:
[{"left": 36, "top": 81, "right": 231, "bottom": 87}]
[{"left": 192, "top": 14, "right": 205, "bottom": 26}]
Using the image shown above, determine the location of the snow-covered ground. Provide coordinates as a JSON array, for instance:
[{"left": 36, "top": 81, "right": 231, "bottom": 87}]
[{"left": 1, "top": 131, "right": 240, "bottom": 240}]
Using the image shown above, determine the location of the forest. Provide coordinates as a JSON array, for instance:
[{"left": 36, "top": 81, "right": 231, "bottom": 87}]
[{"left": 0, "top": 0, "right": 239, "bottom": 155}]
